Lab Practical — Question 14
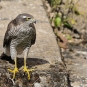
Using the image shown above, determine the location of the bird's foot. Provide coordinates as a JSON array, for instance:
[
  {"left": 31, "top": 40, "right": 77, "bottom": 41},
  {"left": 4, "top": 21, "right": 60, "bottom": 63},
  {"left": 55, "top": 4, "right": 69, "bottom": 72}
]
[
  {"left": 23, "top": 66, "right": 34, "bottom": 80},
  {"left": 8, "top": 67, "right": 19, "bottom": 79}
]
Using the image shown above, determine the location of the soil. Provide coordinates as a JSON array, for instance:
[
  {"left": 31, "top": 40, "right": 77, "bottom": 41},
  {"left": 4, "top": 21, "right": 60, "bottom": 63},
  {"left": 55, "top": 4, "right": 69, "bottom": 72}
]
[
  {"left": 62, "top": 0, "right": 87, "bottom": 86},
  {"left": 43, "top": 0, "right": 87, "bottom": 87}
]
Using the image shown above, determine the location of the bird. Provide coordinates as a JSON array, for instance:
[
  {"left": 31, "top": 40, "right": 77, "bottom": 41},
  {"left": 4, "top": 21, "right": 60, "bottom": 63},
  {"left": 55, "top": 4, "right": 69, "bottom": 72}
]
[{"left": 2, "top": 13, "right": 36, "bottom": 79}]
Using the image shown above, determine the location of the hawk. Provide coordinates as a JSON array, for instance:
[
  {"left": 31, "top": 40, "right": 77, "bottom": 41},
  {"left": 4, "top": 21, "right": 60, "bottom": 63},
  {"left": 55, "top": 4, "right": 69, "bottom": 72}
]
[{"left": 3, "top": 13, "right": 36, "bottom": 79}]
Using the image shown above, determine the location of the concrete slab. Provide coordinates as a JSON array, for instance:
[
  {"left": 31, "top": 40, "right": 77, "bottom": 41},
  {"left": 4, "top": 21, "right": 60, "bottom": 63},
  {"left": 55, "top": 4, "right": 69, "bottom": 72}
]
[
  {"left": 0, "top": 0, "right": 67, "bottom": 87},
  {"left": 0, "top": 0, "right": 62, "bottom": 66}
]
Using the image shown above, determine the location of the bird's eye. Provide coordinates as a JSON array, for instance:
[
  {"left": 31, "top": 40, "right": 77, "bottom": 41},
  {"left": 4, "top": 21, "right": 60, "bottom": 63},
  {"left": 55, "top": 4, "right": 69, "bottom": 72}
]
[{"left": 26, "top": 17, "right": 31, "bottom": 21}]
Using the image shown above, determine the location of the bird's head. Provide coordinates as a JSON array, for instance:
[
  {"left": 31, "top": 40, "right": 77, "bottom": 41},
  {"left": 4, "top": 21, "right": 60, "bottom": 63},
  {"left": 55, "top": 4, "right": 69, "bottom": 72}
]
[{"left": 15, "top": 13, "right": 36, "bottom": 25}]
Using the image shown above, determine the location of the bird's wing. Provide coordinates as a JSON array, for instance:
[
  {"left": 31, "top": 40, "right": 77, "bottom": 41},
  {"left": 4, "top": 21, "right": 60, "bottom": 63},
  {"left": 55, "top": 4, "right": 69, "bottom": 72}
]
[
  {"left": 29, "top": 23, "right": 36, "bottom": 45},
  {"left": 3, "top": 20, "right": 16, "bottom": 47}
]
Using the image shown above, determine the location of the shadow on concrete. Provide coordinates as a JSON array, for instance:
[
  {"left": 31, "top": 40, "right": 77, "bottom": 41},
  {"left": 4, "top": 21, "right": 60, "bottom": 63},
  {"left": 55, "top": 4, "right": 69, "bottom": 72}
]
[
  {"left": 0, "top": 53, "right": 49, "bottom": 68},
  {"left": 17, "top": 57, "right": 49, "bottom": 68}
]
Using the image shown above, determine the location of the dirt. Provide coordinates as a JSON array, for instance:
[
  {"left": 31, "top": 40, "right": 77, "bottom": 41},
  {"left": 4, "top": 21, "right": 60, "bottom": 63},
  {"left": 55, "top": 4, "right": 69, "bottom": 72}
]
[
  {"left": 43, "top": 0, "right": 87, "bottom": 87},
  {"left": 63, "top": 0, "right": 87, "bottom": 86},
  {"left": 62, "top": 44, "right": 87, "bottom": 87},
  {"left": 0, "top": 57, "right": 68, "bottom": 87}
]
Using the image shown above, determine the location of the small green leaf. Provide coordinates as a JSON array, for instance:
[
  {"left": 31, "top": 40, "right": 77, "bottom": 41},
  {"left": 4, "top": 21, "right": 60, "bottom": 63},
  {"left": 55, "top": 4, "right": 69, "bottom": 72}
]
[
  {"left": 51, "top": 0, "right": 61, "bottom": 7},
  {"left": 66, "top": 34, "right": 72, "bottom": 40},
  {"left": 54, "top": 16, "right": 62, "bottom": 27},
  {"left": 71, "top": 19, "right": 76, "bottom": 25},
  {"left": 73, "top": 7, "right": 80, "bottom": 15},
  {"left": 63, "top": 21, "right": 73, "bottom": 29}
]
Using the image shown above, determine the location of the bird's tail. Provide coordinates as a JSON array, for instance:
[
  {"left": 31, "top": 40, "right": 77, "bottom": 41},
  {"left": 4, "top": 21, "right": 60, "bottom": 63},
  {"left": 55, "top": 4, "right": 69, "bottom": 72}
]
[
  {"left": 0, "top": 52, "right": 14, "bottom": 64},
  {"left": 0, "top": 52, "right": 10, "bottom": 59}
]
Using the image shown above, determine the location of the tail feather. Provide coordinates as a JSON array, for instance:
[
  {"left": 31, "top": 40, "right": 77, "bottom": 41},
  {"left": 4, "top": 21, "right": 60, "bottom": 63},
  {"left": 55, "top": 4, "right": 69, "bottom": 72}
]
[{"left": 0, "top": 52, "right": 14, "bottom": 64}]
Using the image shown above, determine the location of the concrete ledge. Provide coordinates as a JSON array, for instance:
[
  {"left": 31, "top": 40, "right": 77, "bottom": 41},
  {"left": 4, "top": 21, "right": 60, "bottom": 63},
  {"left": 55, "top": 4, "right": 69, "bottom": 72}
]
[{"left": 0, "top": 0, "right": 67, "bottom": 86}]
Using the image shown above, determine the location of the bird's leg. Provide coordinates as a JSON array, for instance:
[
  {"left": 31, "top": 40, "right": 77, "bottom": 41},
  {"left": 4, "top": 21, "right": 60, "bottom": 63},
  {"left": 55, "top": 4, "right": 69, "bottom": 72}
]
[
  {"left": 23, "top": 47, "right": 34, "bottom": 80},
  {"left": 8, "top": 57, "right": 18, "bottom": 79},
  {"left": 8, "top": 45, "right": 19, "bottom": 79}
]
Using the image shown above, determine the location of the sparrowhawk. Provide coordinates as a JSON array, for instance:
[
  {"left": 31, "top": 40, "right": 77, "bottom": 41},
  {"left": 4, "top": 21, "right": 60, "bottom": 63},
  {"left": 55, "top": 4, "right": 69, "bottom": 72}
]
[{"left": 3, "top": 13, "right": 36, "bottom": 79}]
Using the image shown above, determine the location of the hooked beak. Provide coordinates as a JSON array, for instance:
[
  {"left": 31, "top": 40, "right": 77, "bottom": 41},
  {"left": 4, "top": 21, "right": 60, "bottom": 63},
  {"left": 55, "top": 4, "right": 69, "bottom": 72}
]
[{"left": 32, "top": 18, "right": 36, "bottom": 24}]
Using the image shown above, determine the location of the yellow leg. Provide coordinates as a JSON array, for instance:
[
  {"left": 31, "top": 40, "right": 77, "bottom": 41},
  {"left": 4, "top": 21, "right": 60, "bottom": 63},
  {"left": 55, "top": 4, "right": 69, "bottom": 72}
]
[
  {"left": 23, "top": 57, "right": 34, "bottom": 80},
  {"left": 8, "top": 57, "right": 18, "bottom": 79}
]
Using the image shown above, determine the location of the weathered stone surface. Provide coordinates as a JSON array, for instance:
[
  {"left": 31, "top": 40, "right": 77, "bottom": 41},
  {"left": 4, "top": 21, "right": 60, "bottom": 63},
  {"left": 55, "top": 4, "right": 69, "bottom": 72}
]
[{"left": 0, "top": 0, "right": 67, "bottom": 87}]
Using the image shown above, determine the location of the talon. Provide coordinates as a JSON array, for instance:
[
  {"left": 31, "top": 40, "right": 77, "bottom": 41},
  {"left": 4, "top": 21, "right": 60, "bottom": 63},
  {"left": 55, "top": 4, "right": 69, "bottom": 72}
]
[
  {"left": 8, "top": 67, "right": 19, "bottom": 79},
  {"left": 23, "top": 66, "right": 34, "bottom": 80}
]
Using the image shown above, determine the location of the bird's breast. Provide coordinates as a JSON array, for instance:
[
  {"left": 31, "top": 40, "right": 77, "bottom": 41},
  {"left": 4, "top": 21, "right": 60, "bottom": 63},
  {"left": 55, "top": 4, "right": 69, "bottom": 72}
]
[
  {"left": 13, "top": 34, "right": 31, "bottom": 55},
  {"left": 10, "top": 25, "right": 35, "bottom": 54}
]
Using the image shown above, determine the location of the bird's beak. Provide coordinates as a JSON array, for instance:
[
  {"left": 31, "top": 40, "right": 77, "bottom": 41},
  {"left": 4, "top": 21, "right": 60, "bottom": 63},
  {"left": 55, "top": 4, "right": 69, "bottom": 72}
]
[{"left": 32, "top": 18, "right": 36, "bottom": 24}]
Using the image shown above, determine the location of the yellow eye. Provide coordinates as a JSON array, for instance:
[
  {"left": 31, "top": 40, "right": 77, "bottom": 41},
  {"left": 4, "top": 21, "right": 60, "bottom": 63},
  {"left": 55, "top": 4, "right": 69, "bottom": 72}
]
[{"left": 26, "top": 17, "right": 31, "bottom": 21}]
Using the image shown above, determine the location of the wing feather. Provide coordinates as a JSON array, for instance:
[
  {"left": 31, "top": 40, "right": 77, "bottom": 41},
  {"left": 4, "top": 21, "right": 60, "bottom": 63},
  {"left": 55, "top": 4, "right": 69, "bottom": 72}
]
[
  {"left": 29, "top": 23, "right": 36, "bottom": 45},
  {"left": 3, "top": 20, "right": 17, "bottom": 47},
  {"left": 3, "top": 19, "right": 36, "bottom": 47}
]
